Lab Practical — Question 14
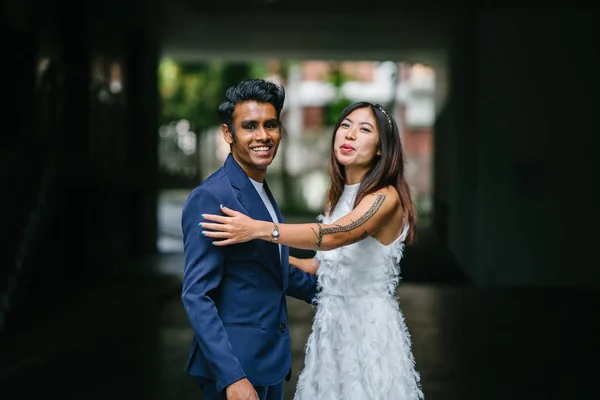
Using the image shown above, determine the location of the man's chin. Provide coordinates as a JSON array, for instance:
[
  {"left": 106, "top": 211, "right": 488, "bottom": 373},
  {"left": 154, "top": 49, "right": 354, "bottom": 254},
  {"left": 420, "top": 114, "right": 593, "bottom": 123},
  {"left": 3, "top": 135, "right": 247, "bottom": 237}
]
[
  {"left": 255, "top": 161, "right": 273, "bottom": 169},
  {"left": 252, "top": 155, "right": 275, "bottom": 167}
]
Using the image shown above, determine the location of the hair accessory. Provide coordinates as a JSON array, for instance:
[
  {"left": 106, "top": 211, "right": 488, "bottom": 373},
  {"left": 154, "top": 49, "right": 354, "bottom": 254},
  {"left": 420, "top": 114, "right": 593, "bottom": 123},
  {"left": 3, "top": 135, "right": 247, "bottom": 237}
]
[{"left": 372, "top": 103, "right": 393, "bottom": 129}]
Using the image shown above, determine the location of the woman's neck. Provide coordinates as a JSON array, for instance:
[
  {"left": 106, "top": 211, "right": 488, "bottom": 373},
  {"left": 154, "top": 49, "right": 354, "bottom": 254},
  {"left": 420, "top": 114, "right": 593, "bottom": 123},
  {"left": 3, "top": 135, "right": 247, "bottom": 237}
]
[{"left": 344, "top": 168, "right": 367, "bottom": 185}]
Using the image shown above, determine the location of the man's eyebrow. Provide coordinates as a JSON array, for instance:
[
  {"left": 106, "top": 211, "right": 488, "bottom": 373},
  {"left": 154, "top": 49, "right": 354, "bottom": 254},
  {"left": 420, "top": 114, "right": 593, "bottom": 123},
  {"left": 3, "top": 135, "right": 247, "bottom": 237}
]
[{"left": 240, "top": 118, "right": 279, "bottom": 124}]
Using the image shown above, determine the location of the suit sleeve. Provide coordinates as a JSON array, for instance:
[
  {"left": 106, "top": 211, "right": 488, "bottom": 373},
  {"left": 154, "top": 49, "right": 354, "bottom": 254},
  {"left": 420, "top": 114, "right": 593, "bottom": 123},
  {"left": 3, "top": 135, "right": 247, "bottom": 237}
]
[
  {"left": 181, "top": 187, "right": 246, "bottom": 392},
  {"left": 286, "top": 265, "right": 318, "bottom": 304}
]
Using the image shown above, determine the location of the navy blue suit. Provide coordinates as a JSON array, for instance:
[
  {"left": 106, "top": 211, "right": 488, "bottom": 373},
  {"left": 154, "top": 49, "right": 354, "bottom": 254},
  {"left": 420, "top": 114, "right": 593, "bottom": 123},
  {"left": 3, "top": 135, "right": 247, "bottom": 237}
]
[{"left": 181, "top": 154, "right": 318, "bottom": 398}]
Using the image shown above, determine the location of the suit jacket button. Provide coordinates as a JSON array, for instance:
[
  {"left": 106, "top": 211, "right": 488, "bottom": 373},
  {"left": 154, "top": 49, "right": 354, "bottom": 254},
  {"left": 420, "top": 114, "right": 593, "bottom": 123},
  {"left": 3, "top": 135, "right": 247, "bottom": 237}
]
[{"left": 279, "top": 324, "right": 287, "bottom": 332}]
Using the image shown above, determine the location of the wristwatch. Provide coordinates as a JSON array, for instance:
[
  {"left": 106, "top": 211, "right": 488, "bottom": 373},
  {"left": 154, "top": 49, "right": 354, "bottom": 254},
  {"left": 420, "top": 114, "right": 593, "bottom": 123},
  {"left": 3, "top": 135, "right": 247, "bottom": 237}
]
[{"left": 271, "top": 223, "right": 280, "bottom": 242}]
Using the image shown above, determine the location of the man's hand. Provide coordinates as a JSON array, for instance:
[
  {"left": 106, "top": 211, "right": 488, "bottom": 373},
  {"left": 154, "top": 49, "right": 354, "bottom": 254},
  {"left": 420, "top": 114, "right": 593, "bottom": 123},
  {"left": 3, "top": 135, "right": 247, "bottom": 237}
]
[{"left": 225, "top": 378, "right": 259, "bottom": 400}]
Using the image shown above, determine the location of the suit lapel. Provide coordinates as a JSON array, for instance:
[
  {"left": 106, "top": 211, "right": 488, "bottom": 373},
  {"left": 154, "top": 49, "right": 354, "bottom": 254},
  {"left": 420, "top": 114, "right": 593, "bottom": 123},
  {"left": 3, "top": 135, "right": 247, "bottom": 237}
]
[
  {"left": 264, "top": 181, "right": 288, "bottom": 291},
  {"left": 224, "top": 154, "right": 283, "bottom": 283}
]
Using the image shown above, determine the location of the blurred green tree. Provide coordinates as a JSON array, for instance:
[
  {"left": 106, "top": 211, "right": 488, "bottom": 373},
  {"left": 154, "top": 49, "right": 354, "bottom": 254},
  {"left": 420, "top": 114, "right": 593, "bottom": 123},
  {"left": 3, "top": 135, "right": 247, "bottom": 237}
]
[
  {"left": 158, "top": 59, "right": 253, "bottom": 131},
  {"left": 324, "top": 62, "right": 353, "bottom": 126}
]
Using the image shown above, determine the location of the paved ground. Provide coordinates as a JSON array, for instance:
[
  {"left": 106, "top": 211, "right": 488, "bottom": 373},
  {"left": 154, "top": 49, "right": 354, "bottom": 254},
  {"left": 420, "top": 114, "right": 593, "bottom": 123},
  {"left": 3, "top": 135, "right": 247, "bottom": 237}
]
[{"left": 0, "top": 252, "right": 597, "bottom": 399}]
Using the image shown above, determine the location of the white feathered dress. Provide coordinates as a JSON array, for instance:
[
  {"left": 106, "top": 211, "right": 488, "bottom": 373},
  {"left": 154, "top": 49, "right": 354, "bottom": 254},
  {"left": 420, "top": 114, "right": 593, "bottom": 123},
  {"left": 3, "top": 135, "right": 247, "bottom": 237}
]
[{"left": 294, "top": 183, "right": 424, "bottom": 400}]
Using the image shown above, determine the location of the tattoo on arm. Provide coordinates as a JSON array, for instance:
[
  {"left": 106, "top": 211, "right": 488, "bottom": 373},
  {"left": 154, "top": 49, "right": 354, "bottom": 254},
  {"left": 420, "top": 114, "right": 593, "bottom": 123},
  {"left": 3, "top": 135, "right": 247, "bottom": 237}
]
[{"left": 310, "top": 194, "right": 386, "bottom": 247}]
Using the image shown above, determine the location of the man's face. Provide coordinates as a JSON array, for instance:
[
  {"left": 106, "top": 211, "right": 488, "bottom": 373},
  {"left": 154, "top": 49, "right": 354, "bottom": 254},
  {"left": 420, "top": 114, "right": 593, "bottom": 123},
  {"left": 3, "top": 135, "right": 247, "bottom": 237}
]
[{"left": 222, "top": 101, "right": 281, "bottom": 182}]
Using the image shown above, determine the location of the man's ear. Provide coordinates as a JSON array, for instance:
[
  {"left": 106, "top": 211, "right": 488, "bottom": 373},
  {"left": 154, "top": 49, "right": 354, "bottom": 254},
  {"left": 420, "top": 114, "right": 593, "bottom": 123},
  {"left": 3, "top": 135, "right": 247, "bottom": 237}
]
[{"left": 222, "top": 124, "right": 234, "bottom": 144}]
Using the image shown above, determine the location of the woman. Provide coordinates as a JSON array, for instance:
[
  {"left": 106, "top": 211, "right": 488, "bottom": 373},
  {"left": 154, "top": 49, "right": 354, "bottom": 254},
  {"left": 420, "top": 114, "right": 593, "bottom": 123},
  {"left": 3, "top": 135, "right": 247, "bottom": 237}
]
[{"left": 201, "top": 102, "right": 424, "bottom": 399}]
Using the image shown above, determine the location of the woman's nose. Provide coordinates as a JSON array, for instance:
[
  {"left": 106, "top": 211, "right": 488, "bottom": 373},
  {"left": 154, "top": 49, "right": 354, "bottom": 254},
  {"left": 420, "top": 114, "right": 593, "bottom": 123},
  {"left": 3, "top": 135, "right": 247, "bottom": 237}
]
[{"left": 345, "top": 128, "right": 356, "bottom": 140}]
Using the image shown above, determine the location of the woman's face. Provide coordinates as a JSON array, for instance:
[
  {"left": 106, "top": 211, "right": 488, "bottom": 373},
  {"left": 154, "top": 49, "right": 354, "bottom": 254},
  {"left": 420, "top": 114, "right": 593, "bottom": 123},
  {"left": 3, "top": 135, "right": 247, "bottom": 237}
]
[{"left": 333, "top": 107, "right": 381, "bottom": 175}]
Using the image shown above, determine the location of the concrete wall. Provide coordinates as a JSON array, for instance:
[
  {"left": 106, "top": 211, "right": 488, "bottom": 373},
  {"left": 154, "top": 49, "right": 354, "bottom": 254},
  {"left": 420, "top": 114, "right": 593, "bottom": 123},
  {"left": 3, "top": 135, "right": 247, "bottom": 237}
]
[{"left": 439, "top": 7, "right": 600, "bottom": 286}]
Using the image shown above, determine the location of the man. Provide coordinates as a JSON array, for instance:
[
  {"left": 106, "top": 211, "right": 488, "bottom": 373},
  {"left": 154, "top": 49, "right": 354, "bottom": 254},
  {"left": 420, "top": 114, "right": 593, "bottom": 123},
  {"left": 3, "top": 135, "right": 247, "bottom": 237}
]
[{"left": 181, "top": 79, "right": 318, "bottom": 400}]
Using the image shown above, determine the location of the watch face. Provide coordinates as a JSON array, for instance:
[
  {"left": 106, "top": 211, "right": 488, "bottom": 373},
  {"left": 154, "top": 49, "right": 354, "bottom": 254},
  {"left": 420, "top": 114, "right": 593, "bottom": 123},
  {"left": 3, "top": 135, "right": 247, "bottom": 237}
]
[{"left": 272, "top": 228, "right": 280, "bottom": 237}]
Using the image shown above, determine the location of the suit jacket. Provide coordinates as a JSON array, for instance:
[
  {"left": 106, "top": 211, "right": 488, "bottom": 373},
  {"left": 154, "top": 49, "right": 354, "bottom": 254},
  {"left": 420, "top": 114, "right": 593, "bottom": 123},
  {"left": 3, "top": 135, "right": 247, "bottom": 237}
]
[{"left": 181, "top": 153, "right": 318, "bottom": 393}]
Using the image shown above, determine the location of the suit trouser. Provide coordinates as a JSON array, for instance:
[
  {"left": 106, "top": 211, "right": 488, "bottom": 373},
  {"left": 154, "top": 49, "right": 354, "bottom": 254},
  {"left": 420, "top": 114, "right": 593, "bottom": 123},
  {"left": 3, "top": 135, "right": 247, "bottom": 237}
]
[{"left": 196, "top": 378, "right": 284, "bottom": 400}]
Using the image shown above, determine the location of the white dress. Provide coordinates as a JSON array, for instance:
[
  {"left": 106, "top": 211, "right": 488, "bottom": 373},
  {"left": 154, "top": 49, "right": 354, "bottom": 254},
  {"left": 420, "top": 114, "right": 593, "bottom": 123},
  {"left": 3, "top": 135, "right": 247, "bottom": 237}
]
[{"left": 294, "top": 183, "right": 424, "bottom": 400}]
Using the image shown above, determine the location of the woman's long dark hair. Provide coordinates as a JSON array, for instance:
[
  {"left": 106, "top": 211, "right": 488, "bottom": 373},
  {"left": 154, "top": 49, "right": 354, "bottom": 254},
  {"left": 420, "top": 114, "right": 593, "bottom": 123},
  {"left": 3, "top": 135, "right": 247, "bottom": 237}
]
[{"left": 324, "top": 102, "right": 417, "bottom": 244}]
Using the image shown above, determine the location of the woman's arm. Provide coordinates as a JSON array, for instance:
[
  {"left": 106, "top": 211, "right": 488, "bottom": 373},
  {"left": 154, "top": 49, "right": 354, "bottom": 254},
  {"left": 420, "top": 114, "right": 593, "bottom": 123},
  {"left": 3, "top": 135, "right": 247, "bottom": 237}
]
[
  {"left": 289, "top": 255, "right": 320, "bottom": 276},
  {"left": 200, "top": 187, "right": 399, "bottom": 251}
]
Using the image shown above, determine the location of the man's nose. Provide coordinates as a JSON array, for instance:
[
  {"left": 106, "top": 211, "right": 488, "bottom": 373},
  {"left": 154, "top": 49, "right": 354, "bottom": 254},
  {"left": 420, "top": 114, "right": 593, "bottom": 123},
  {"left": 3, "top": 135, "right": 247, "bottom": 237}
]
[{"left": 255, "top": 126, "right": 269, "bottom": 140}]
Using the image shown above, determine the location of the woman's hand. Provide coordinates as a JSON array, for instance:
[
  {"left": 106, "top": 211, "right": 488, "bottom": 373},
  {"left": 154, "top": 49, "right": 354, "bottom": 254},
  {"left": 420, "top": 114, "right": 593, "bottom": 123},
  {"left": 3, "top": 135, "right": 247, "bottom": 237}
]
[{"left": 199, "top": 205, "right": 266, "bottom": 246}]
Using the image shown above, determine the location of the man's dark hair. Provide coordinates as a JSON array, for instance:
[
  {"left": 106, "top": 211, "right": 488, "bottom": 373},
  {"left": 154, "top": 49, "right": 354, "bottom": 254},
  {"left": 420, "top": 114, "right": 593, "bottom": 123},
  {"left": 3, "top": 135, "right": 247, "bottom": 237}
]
[{"left": 217, "top": 79, "right": 286, "bottom": 139}]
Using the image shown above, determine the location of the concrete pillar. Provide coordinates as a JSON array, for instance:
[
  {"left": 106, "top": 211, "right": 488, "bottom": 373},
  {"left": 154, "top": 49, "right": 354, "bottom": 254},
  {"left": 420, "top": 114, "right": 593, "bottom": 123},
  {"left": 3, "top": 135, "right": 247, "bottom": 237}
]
[
  {"left": 440, "top": 7, "right": 480, "bottom": 282},
  {"left": 126, "top": 28, "right": 160, "bottom": 255}
]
